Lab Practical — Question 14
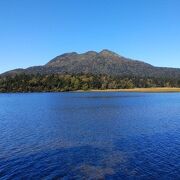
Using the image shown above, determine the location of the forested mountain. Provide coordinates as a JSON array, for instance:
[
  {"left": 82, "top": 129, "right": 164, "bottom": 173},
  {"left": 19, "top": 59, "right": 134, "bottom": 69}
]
[
  {"left": 2, "top": 50, "right": 180, "bottom": 78},
  {"left": 0, "top": 50, "right": 180, "bottom": 92}
]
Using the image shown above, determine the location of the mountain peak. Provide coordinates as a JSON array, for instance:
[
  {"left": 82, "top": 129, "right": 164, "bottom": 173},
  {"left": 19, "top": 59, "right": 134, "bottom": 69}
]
[
  {"left": 99, "top": 49, "right": 121, "bottom": 57},
  {"left": 84, "top": 51, "right": 98, "bottom": 56},
  {"left": 60, "top": 52, "right": 78, "bottom": 57}
]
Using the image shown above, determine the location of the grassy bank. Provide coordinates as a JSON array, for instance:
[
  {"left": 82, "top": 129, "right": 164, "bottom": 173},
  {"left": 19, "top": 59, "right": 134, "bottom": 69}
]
[{"left": 85, "top": 88, "right": 180, "bottom": 93}]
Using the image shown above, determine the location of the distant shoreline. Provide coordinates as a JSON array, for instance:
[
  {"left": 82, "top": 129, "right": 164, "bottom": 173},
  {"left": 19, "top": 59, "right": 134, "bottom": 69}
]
[
  {"left": 1, "top": 88, "right": 180, "bottom": 93},
  {"left": 77, "top": 88, "right": 180, "bottom": 93}
]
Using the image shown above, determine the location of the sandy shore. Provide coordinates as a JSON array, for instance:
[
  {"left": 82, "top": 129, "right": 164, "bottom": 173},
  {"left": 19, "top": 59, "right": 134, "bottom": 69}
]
[{"left": 79, "top": 88, "right": 180, "bottom": 93}]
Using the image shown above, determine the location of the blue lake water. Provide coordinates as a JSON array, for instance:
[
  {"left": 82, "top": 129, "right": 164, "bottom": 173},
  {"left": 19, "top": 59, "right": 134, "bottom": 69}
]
[{"left": 0, "top": 92, "right": 180, "bottom": 179}]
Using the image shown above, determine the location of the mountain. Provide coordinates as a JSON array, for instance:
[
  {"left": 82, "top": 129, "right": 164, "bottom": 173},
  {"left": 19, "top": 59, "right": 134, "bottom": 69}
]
[{"left": 2, "top": 49, "right": 180, "bottom": 78}]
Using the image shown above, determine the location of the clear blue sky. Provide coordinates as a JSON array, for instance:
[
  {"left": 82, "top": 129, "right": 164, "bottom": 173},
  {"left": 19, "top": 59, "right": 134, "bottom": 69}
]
[{"left": 0, "top": 0, "right": 180, "bottom": 73}]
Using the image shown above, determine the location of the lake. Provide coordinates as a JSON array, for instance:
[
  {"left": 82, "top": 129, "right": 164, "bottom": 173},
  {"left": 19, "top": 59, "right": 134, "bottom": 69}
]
[{"left": 0, "top": 92, "right": 180, "bottom": 179}]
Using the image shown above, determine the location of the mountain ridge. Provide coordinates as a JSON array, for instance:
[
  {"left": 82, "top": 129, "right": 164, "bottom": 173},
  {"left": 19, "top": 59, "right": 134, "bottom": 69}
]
[{"left": 2, "top": 49, "right": 180, "bottom": 79}]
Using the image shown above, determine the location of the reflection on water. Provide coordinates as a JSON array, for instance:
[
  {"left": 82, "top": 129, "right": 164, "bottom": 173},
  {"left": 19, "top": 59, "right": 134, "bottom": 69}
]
[{"left": 0, "top": 92, "right": 180, "bottom": 179}]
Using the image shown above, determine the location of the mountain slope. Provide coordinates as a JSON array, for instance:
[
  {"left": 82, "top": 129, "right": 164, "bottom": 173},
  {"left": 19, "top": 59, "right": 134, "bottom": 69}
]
[{"left": 2, "top": 50, "right": 180, "bottom": 78}]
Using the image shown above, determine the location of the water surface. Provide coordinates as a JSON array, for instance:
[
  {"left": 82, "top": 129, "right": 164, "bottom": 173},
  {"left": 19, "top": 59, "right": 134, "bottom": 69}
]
[{"left": 0, "top": 92, "right": 180, "bottom": 179}]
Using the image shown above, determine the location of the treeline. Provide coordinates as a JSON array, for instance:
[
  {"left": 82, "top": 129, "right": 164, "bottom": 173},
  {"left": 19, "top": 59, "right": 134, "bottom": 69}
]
[{"left": 0, "top": 74, "right": 180, "bottom": 92}]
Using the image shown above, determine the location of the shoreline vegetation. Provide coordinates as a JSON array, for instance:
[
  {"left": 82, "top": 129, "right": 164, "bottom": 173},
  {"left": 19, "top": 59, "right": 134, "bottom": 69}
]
[
  {"left": 0, "top": 74, "right": 180, "bottom": 93},
  {"left": 0, "top": 88, "right": 180, "bottom": 93}
]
